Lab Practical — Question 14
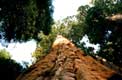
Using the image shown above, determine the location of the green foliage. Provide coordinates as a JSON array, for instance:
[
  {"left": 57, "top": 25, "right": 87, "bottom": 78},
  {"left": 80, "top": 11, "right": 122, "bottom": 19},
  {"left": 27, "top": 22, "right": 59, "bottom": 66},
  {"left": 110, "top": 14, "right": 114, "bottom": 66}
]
[
  {"left": 32, "top": 15, "right": 90, "bottom": 61},
  {"left": 78, "top": 0, "right": 122, "bottom": 66},
  {"left": 0, "top": 49, "right": 11, "bottom": 59},
  {"left": 0, "top": 0, "right": 53, "bottom": 42},
  {"left": 32, "top": 16, "right": 85, "bottom": 61},
  {"left": 0, "top": 49, "right": 24, "bottom": 80},
  {"left": 32, "top": 32, "right": 56, "bottom": 61}
]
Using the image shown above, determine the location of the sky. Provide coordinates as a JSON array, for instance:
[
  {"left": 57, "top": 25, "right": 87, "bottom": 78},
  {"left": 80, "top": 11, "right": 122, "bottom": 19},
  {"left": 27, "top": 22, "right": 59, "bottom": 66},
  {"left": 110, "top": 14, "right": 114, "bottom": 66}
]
[
  {"left": 0, "top": 40, "right": 36, "bottom": 65},
  {"left": 0, "top": 0, "right": 92, "bottom": 65},
  {"left": 53, "top": 0, "right": 91, "bottom": 21}
]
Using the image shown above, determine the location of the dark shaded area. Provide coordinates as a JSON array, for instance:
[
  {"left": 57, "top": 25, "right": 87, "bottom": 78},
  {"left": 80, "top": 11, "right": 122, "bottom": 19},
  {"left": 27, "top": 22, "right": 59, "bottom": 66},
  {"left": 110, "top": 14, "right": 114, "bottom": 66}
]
[
  {"left": 0, "top": 49, "right": 24, "bottom": 80},
  {"left": 108, "top": 74, "right": 122, "bottom": 80},
  {"left": 0, "top": 58, "right": 24, "bottom": 80}
]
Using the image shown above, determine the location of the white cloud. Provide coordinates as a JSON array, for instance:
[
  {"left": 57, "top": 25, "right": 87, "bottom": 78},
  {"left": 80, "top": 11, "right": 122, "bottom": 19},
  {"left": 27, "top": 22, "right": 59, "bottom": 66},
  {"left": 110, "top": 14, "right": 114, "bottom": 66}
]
[{"left": 6, "top": 40, "right": 36, "bottom": 65}]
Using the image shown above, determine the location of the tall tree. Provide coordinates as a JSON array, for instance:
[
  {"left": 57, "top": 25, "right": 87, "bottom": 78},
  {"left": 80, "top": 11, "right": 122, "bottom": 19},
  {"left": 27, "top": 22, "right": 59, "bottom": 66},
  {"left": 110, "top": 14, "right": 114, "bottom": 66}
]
[
  {"left": 0, "top": 0, "right": 53, "bottom": 42},
  {"left": 32, "top": 16, "right": 76, "bottom": 61},
  {"left": 32, "top": 16, "right": 88, "bottom": 61}
]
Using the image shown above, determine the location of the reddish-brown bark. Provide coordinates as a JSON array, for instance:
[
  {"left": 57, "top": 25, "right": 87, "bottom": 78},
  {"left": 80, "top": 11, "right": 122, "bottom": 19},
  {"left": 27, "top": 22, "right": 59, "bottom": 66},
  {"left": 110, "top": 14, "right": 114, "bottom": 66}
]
[{"left": 17, "top": 35, "right": 122, "bottom": 80}]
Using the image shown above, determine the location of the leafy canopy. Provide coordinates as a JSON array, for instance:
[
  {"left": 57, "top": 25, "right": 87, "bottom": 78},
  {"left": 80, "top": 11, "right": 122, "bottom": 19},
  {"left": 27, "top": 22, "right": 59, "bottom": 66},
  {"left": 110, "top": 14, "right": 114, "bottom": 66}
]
[
  {"left": 32, "top": 16, "right": 87, "bottom": 61},
  {"left": 0, "top": 0, "right": 53, "bottom": 42},
  {"left": 80, "top": 0, "right": 122, "bottom": 66}
]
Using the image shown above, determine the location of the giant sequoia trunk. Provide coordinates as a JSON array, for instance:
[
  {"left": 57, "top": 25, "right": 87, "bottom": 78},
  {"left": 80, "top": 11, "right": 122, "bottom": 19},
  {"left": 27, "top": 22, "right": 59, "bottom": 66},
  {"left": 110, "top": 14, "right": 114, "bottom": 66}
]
[{"left": 17, "top": 35, "right": 122, "bottom": 80}]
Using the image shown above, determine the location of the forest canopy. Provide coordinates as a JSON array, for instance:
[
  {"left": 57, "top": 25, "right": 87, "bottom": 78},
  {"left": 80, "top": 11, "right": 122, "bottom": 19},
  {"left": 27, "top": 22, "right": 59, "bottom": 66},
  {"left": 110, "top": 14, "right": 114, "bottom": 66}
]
[
  {"left": 0, "top": 0, "right": 53, "bottom": 79},
  {"left": 84, "top": 0, "right": 122, "bottom": 67},
  {"left": 0, "top": 0, "right": 53, "bottom": 42}
]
